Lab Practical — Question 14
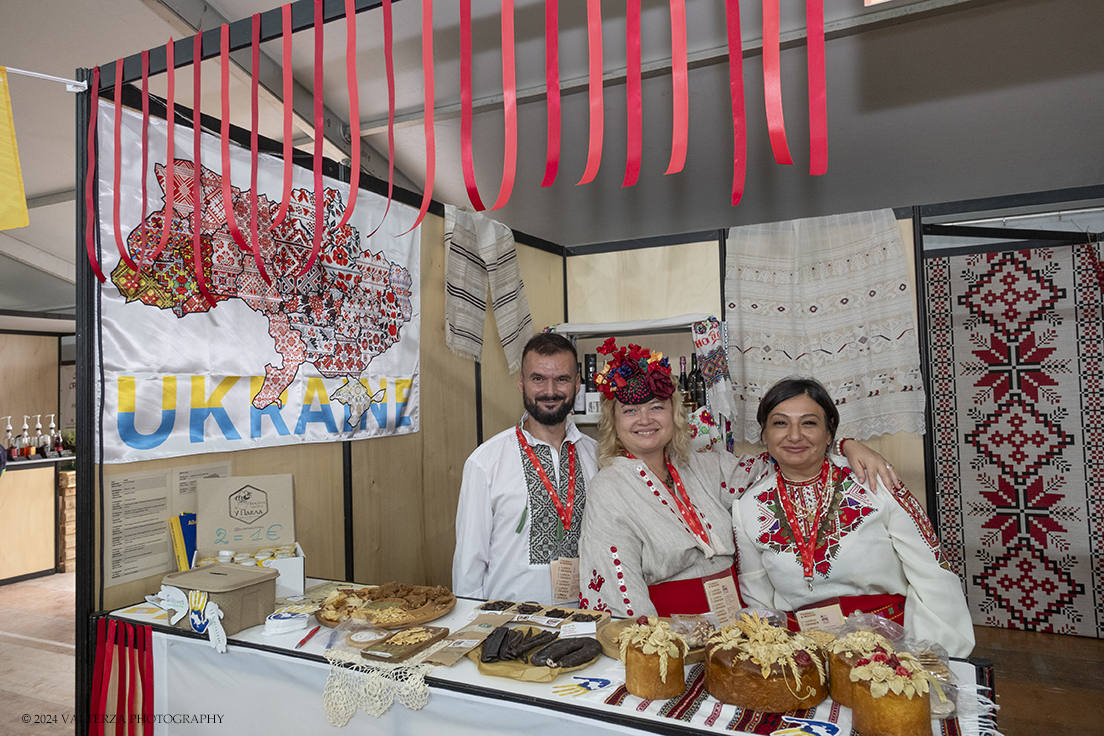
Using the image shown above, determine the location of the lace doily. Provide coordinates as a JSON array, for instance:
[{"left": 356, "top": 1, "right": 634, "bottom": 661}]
[{"left": 322, "top": 640, "right": 449, "bottom": 724}]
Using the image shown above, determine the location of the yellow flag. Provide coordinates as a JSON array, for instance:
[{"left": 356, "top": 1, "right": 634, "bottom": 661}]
[{"left": 0, "top": 67, "right": 29, "bottom": 231}]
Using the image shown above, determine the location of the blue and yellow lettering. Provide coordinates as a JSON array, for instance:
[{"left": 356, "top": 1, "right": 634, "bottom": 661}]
[
  {"left": 249, "top": 377, "right": 290, "bottom": 438},
  {"left": 189, "top": 376, "right": 242, "bottom": 442},
  {"left": 117, "top": 376, "right": 176, "bottom": 449},
  {"left": 294, "top": 377, "right": 339, "bottom": 434}
]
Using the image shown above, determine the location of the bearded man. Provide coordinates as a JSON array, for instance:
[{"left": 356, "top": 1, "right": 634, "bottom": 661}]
[{"left": 452, "top": 333, "right": 597, "bottom": 604}]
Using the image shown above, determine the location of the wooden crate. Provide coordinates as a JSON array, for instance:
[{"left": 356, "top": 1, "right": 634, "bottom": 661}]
[{"left": 58, "top": 470, "right": 76, "bottom": 490}]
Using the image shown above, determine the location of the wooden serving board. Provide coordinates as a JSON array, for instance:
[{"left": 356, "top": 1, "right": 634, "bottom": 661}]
[
  {"left": 316, "top": 586, "right": 456, "bottom": 629},
  {"left": 360, "top": 626, "right": 449, "bottom": 663}
]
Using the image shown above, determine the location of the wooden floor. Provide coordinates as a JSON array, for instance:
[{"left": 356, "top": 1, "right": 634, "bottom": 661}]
[
  {"left": 1, "top": 573, "right": 1102, "bottom": 735},
  {"left": 971, "top": 625, "right": 1104, "bottom": 736}
]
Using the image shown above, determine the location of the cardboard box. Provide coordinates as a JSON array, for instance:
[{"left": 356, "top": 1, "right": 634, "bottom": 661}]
[
  {"left": 193, "top": 475, "right": 303, "bottom": 596},
  {"left": 162, "top": 564, "right": 278, "bottom": 636}
]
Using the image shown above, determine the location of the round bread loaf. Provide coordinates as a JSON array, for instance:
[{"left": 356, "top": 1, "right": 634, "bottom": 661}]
[
  {"left": 625, "top": 643, "right": 685, "bottom": 700},
  {"left": 851, "top": 679, "right": 931, "bottom": 736},
  {"left": 704, "top": 640, "right": 826, "bottom": 712}
]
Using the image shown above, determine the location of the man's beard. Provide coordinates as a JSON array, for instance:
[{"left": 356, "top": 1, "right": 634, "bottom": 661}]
[{"left": 523, "top": 389, "right": 576, "bottom": 426}]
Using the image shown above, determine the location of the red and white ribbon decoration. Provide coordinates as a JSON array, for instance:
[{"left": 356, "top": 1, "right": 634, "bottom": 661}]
[
  {"left": 664, "top": 0, "right": 689, "bottom": 176},
  {"left": 219, "top": 24, "right": 250, "bottom": 256},
  {"left": 540, "top": 0, "right": 560, "bottom": 187},
  {"left": 139, "top": 50, "right": 150, "bottom": 267},
  {"left": 806, "top": 0, "right": 827, "bottom": 175},
  {"left": 368, "top": 0, "right": 397, "bottom": 234},
  {"left": 112, "top": 58, "right": 139, "bottom": 273},
  {"left": 84, "top": 67, "right": 105, "bottom": 282},
  {"left": 761, "top": 0, "right": 793, "bottom": 166},
  {"left": 299, "top": 0, "right": 325, "bottom": 277},
  {"left": 249, "top": 13, "right": 271, "bottom": 284},
  {"left": 577, "top": 0, "right": 604, "bottom": 186},
  {"left": 150, "top": 38, "right": 175, "bottom": 263},
  {"left": 271, "top": 3, "right": 294, "bottom": 231},
  {"left": 338, "top": 0, "right": 362, "bottom": 231},
  {"left": 459, "top": 0, "right": 486, "bottom": 210},
  {"left": 622, "top": 0, "right": 642, "bottom": 188},
  {"left": 725, "top": 0, "right": 747, "bottom": 205},
  {"left": 191, "top": 30, "right": 216, "bottom": 307},
  {"left": 403, "top": 0, "right": 435, "bottom": 234},
  {"left": 489, "top": 0, "right": 518, "bottom": 210}
]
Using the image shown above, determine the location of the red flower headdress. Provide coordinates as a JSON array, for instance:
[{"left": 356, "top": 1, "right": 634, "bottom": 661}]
[{"left": 595, "top": 337, "right": 675, "bottom": 405}]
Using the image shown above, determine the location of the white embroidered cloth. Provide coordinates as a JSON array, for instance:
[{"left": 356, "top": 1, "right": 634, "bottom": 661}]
[
  {"left": 444, "top": 205, "right": 534, "bottom": 374},
  {"left": 724, "top": 209, "right": 926, "bottom": 442},
  {"left": 322, "top": 640, "right": 449, "bottom": 723}
]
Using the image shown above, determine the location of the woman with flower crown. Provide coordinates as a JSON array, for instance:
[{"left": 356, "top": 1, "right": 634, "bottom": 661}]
[{"left": 577, "top": 339, "right": 899, "bottom": 620}]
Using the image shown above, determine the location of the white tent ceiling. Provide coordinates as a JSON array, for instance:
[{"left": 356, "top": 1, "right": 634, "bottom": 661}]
[{"left": 2, "top": 0, "right": 1103, "bottom": 322}]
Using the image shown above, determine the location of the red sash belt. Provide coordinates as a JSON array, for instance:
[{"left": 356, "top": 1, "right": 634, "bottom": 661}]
[
  {"left": 646, "top": 565, "right": 739, "bottom": 618},
  {"left": 785, "top": 593, "right": 906, "bottom": 632}
]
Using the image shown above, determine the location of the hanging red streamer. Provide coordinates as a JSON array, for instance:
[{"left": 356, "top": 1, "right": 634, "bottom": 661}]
[
  {"left": 299, "top": 0, "right": 324, "bottom": 277},
  {"left": 403, "top": 0, "right": 435, "bottom": 234},
  {"left": 112, "top": 59, "right": 139, "bottom": 273},
  {"left": 271, "top": 3, "right": 294, "bottom": 230},
  {"left": 665, "top": 0, "right": 688, "bottom": 176},
  {"left": 622, "top": 0, "right": 641, "bottom": 188},
  {"left": 368, "top": 0, "right": 396, "bottom": 235},
  {"left": 84, "top": 67, "right": 106, "bottom": 282},
  {"left": 459, "top": 0, "right": 485, "bottom": 210},
  {"left": 540, "top": 0, "right": 560, "bottom": 187},
  {"left": 806, "top": 0, "right": 827, "bottom": 175},
  {"left": 219, "top": 24, "right": 250, "bottom": 256},
  {"left": 150, "top": 38, "right": 175, "bottom": 262},
  {"left": 490, "top": 0, "right": 518, "bottom": 211},
  {"left": 725, "top": 0, "right": 747, "bottom": 206},
  {"left": 192, "top": 30, "right": 216, "bottom": 307},
  {"left": 250, "top": 14, "right": 271, "bottom": 284},
  {"left": 139, "top": 51, "right": 150, "bottom": 267},
  {"left": 762, "top": 0, "right": 793, "bottom": 165},
  {"left": 578, "top": 0, "right": 604, "bottom": 186},
  {"left": 338, "top": 0, "right": 361, "bottom": 231}
]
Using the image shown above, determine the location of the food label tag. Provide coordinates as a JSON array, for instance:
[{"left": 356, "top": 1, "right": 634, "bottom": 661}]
[
  {"left": 702, "top": 569, "right": 742, "bottom": 625},
  {"left": 795, "top": 603, "right": 845, "bottom": 632},
  {"left": 551, "top": 556, "right": 580, "bottom": 604},
  {"left": 560, "top": 622, "right": 596, "bottom": 637},
  {"left": 448, "top": 639, "right": 480, "bottom": 648}
]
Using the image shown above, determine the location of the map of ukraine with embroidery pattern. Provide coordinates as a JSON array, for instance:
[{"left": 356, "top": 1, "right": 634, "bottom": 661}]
[{"left": 109, "top": 159, "right": 413, "bottom": 425}]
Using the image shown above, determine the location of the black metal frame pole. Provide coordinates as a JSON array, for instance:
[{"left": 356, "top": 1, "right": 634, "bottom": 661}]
[
  {"left": 73, "top": 65, "right": 97, "bottom": 735},
  {"left": 912, "top": 206, "right": 940, "bottom": 536}
]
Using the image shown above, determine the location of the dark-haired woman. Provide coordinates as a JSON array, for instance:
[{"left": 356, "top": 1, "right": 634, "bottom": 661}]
[{"left": 733, "top": 376, "right": 973, "bottom": 656}]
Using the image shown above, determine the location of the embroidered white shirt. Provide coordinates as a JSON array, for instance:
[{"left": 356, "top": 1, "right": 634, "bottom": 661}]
[{"left": 452, "top": 414, "right": 599, "bottom": 604}]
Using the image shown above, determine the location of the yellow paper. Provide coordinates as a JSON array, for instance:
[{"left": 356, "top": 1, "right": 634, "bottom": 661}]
[{"left": 0, "top": 68, "right": 29, "bottom": 231}]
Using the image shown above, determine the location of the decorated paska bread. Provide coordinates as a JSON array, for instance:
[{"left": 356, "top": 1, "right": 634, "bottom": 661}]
[
  {"left": 849, "top": 650, "right": 932, "bottom": 736},
  {"left": 826, "top": 629, "right": 895, "bottom": 708},
  {"left": 617, "top": 616, "right": 689, "bottom": 700},
  {"left": 704, "top": 612, "right": 827, "bottom": 712}
]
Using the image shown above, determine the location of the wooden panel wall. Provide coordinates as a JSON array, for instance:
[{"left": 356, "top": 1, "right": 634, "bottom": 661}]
[{"left": 0, "top": 333, "right": 59, "bottom": 444}]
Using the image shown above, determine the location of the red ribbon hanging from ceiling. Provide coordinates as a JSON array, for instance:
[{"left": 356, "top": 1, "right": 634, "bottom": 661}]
[
  {"left": 219, "top": 24, "right": 250, "bottom": 256},
  {"left": 489, "top": 0, "right": 518, "bottom": 211},
  {"left": 725, "top": 0, "right": 747, "bottom": 206},
  {"left": 299, "top": 0, "right": 324, "bottom": 277},
  {"left": 459, "top": 0, "right": 485, "bottom": 210},
  {"left": 271, "top": 3, "right": 294, "bottom": 230},
  {"left": 806, "top": 0, "right": 827, "bottom": 175},
  {"left": 139, "top": 50, "right": 150, "bottom": 267},
  {"left": 368, "top": 0, "right": 396, "bottom": 235},
  {"left": 249, "top": 13, "right": 271, "bottom": 284},
  {"left": 84, "top": 66, "right": 106, "bottom": 282},
  {"left": 577, "top": 0, "right": 604, "bottom": 186},
  {"left": 338, "top": 0, "right": 362, "bottom": 231},
  {"left": 622, "top": 0, "right": 641, "bottom": 188},
  {"left": 665, "top": 0, "right": 688, "bottom": 176},
  {"left": 540, "top": 0, "right": 560, "bottom": 187},
  {"left": 762, "top": 0, "right": 793, "bottom": 165},
  {"left": 192, "top": 30, "right": 216, "bottom": 307},
  {"left": 403, "top": 0, "right": 435, "bottom": 233},
  {"left": 150, "top": 38, "right": 175, "bottom": 262},
  {"left": 113, "top": 58, "right": 139, "bottom": 273}
]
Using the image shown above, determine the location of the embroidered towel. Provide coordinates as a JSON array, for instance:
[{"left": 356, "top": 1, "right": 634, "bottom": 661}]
[{"left": 444, "top": 205, "right": 534, "bottom": 373}]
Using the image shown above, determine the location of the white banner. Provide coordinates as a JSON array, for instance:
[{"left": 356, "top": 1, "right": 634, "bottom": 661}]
[{"left": 96, "top": 101, "right": 420, "bottom": 463}]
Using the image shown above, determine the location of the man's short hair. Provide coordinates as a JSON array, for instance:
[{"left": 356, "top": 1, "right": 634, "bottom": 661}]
[{"left": 521, "top": 332, "right": 578, "bottom": 369}]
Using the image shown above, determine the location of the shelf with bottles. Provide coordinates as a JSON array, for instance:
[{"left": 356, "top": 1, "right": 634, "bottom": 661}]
[{"left": 550, "top": 314, "right": 712, "bottom": 425}]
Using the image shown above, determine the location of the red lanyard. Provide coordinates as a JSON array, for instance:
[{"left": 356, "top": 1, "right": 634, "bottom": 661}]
[
  {"left": 775, "top": 457, "right": 831, "bottom": 588},
  {"left": 516, "top": 426, "right": 576, "bottom": 532},
  {"left": 626, "top": 453, "right": 710, "bottom": 547}
]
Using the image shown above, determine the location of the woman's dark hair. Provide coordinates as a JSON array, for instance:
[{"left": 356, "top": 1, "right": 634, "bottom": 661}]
[{"left": 756, "top": 376, "right": 839, "bottom": 442}]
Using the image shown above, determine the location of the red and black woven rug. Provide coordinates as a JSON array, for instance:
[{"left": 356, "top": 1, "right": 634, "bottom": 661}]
[{"left": 926, "top": 243, "right": 1103, "bottom": 637}]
